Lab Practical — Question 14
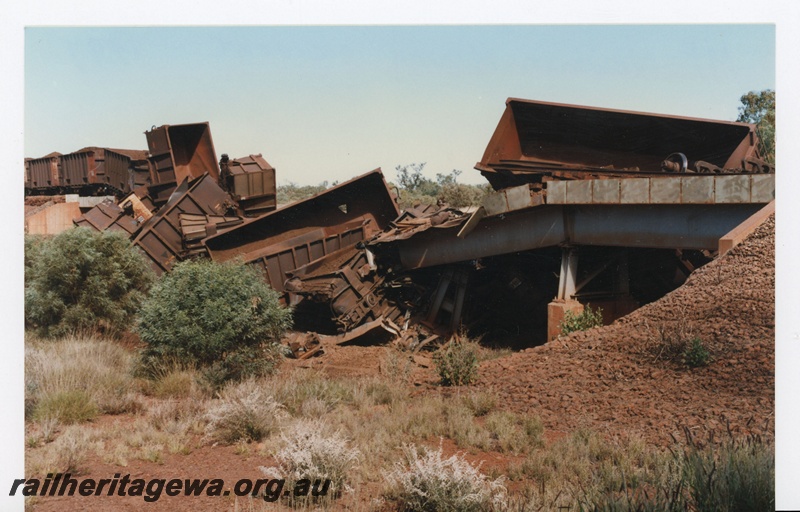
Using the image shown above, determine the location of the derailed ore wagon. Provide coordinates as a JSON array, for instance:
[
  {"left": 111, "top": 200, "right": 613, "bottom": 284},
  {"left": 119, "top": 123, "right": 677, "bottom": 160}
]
[
  {"left": 70, "top": 98, "right": 776, "bottom": 357},
  {"left": 279, "top": 98, "right": 775, "bottom": 351}
]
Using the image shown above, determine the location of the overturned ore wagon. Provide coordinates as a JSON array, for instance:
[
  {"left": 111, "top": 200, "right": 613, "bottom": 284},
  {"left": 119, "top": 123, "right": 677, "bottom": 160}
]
[
  {"left": 476, "top": 98, "right": 772, "bottom": 190},
  {"left": 204, "top": 169, "right": 400, "bottom": 294}
]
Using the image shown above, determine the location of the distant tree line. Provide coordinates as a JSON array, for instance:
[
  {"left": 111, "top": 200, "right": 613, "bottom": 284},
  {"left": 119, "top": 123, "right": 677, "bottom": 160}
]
[
  {"left": 393, "top": 163, "right": 491, "bottom": 210},
  {"left": 275, "top": 163, "right": 490, "bottom": 210}
]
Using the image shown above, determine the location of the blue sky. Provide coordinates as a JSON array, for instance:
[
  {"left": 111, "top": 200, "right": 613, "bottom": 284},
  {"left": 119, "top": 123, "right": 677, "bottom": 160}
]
[{"left": 24, "top": 25, "right": 775, "bottom": 185}]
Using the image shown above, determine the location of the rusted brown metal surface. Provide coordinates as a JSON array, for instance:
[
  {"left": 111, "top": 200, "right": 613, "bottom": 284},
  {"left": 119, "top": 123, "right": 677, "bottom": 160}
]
[
  {"left": 59, "top": 148, "right": 100, "bottom": 188},
  {"left": 145, "top": 123, "right": 219, "bottom": 185},
  {"left": 133, "top": 173, "right": 234, "bottom": 274},
  {"left": 180, "top": 213, "right": 243, "bottom": 257},
  {"left": 105, "top": 148, "right": 151, "bottom": 191},
  {"left": 24, "top": 158, "right": 32, "bottom": 190},
  {"left": 27, "top": 153, "right": 62, "bottom": 188},
  {"left": 204, "top": 169, "right": 400, "bottom": 293},
  {"left": 476, "top": 98, "right": 772, "bottom": 190},
  {"left": 72, "top": 182, "right": 173, "bottom": 236},
  {"left": 73, "top": 199, "right": 142, "bottom": 235},
  {"left": 285, "top": 248, "right": 390, "bottom": 332},
  {"left": 219, "top": 154, "right": 277, "bottom": 215},
  {"left": 285, "top": 245, "right": 441, "bottom": 347}
]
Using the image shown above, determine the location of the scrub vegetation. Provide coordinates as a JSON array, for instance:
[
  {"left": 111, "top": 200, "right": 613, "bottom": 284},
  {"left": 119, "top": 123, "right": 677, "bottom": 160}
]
[{"left": 24, "top": 335, "right": 773, "bottom": 511}]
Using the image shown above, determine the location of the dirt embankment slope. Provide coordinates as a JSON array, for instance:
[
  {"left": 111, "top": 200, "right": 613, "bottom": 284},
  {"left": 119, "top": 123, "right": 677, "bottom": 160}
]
[{"left": 478, "top": 216, "right": 775, "bottom": 446}]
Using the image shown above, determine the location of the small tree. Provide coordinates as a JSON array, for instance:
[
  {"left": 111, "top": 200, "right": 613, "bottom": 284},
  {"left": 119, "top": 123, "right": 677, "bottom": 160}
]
[
  {"left": 737, "top": 89, "right": 775, "bottom": 163},
  {"left": 137, "top": 259, "right": 292, "bottom": 387},
  {"left": 24, "top": 228, "right": 154, "bottom": 337}
]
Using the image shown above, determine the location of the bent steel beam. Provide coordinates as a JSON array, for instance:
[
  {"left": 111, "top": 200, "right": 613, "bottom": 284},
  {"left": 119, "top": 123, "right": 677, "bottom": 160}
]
[{"left": 387, "top": 203, "right": 765, "bottom": 270}]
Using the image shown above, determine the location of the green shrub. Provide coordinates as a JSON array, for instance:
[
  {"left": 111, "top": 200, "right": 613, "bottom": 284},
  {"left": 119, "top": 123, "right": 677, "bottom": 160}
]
[
  {"left": 137, "top": 259, "right": 292, "bottom": 387},
  {"left": 25, "top": 228, "right": 155, "bottom": 337},
  {"left": 24, "top": 234, "right": 47, "bottom": 285},
  {"left": 683, "top": 337, "right": 711, "bottom": 368},
  {"left": 559, "top": 305, "right": 604, "bottom": 336},
  {"left": 434, "top": 340, "right": 479, "bottom": 386}
]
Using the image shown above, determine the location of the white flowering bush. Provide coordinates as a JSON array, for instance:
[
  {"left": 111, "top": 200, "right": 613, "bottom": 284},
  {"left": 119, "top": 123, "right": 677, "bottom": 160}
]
[
  {"left": 384, "top": 441, "right": 507, "bottom": 511},
  {"left": 204, "top": 380, "right": 286, "bottom": 444},
  {"left": 260, "top": 419, "right": 360, "bottom": 499}
]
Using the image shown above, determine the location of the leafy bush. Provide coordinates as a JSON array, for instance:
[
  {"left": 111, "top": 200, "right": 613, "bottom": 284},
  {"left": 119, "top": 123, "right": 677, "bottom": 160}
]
[
  {"left": 24, "top": 234, "right": 47, "bottom": 285},
  {"left": 683, "top": 337, "right": 711, "bottom": 368},
  {"left": 434, "top": 340, "right": 480, "bottom": 386},
  {"left": 383, "top": 442, "right": 507, "bottom": 512},
  {"left": 737, "top": 89, "right": 775, "bottom": 163},
  {"left": 559, "top": 305, "right": 604, "bottom": 336},
  {"left": 25, "top": 228, "right": 155, "bottom": 337},
  {"left": 136, "top": 259, "right": 292, "bottom": 387}
]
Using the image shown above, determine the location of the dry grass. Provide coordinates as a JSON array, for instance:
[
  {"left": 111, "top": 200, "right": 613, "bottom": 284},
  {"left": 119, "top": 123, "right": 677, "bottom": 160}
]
[
  {"left": 484, "top": 411, "right": 544, "bottom": 455},
  {"left": 26, "top": 424, "right": 95, "bottom": 476},
  {"left": 23, "top": 333, "right": 773, "bottom": 511},
  {"left": 258, "top": 371, "right": 356, "bottom": 416},
  {"left": 461, "top": 390, "right": 497, "bottom": 417},
  {"left": 25, "top": 334, "right": 141, "bottom": 421},
  {"left": 205, "top": 379, "right": 286, "bottom": 444},
  {"left": 152, "top": 370, "right": 200, "bottom": 399}
]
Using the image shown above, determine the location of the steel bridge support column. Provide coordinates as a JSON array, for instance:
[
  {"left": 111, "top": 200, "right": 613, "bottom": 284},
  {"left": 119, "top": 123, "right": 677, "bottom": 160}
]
[{"left": 547, "top": 247, "right": 584, "bottom": 341}]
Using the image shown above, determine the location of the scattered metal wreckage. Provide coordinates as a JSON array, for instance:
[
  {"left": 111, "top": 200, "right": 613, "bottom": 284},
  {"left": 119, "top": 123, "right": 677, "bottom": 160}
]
[{"left": 29, "top": 98, "right": 776, "bottom": 358}]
